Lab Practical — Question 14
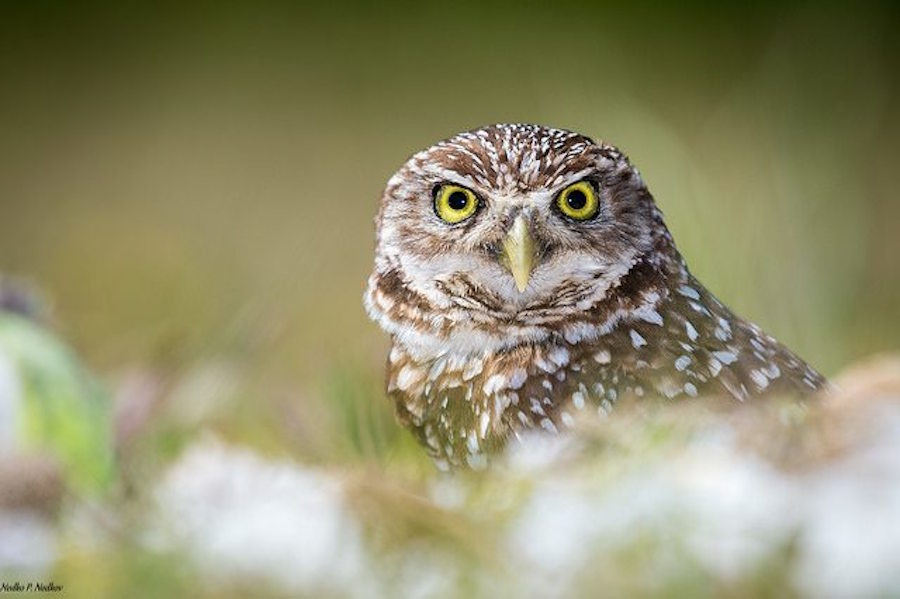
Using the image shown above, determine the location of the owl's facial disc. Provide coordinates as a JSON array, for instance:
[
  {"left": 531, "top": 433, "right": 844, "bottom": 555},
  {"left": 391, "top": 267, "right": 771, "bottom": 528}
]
[{"left": 368, "top": 124, "right": 664, "bottom": 343}]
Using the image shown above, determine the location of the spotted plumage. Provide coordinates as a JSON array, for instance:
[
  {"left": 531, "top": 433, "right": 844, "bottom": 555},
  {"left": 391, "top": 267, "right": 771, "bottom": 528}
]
[{"left": 365, "top": 123, "right": 827, "bottom": 468}]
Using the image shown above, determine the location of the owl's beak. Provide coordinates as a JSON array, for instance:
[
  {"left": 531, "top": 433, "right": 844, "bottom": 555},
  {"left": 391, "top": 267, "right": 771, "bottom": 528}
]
[{"left": 500, "top": 214, "right": 537, "bottom": 292}]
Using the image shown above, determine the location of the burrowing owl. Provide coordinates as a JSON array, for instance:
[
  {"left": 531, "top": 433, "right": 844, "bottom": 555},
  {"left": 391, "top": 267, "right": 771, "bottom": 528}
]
[{"left": 365, "top": 124, "right": 826, "bottom": 468}]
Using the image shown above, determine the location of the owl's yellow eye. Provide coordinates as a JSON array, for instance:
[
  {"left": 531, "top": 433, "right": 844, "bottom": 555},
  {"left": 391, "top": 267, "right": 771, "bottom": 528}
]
[
  {"left": 556, "top": 181, "right": 599, "bottom": 221},
  {"left": 434, "top": 184, "right": 479, "bottom": 224}
]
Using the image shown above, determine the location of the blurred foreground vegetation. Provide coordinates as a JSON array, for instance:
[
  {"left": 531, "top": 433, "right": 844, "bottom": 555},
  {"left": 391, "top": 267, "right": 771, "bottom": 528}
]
[
  {"left": 1, "top": 1, "right": 899, "bottom": 596},
  {"left": 3, "top": 311, "right": 900, "bottom": 597}
]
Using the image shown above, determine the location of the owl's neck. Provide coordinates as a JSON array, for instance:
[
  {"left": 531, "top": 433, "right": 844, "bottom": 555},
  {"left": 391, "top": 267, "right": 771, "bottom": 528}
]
[{"left": 387, "top": 321, "right": 550, "bottom": 365}]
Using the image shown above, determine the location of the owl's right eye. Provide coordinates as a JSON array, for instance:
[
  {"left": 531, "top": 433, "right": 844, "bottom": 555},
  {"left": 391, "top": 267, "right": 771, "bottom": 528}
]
[{"left": 434, "top": 184, "right": 479, "bottom": 224}]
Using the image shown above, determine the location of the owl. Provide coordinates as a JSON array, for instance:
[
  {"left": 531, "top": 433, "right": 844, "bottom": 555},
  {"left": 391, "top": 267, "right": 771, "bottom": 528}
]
[{"left": 365, "top": 124, "right": 827, "bottom": 468}]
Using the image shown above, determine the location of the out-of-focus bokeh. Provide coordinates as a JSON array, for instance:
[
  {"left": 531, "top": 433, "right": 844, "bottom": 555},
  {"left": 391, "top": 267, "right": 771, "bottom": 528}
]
[
  {"left": 1, "top": 1, "right": 899, "bottom": 596},
  {"left": 3, "top": 0, "right": 899, "bottom": 378}
]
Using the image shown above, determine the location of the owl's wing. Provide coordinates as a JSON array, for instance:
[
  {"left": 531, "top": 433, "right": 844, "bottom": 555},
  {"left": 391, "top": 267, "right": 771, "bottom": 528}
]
[{"left": 615, "top": 275, "right": 827, "bottom": 402}]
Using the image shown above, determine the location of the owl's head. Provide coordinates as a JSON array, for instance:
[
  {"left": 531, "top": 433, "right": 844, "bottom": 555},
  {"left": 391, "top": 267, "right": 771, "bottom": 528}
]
[{"left": 367, "top": 124, "right": 675, "bottom": 354}]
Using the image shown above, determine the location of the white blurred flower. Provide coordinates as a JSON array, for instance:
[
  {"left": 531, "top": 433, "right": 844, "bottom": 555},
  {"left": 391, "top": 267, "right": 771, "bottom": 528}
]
[
  {"left": 793, "top": 404, "right": 900, "bottom": 598},
  {"left": 151, "top": 435, "right": 369, "bottom": 596},
  {"left": 506, "top": 402, "right": 900, "bottom": 598},
  {"left": 0, "top": 352, "right": 21, "bottom": 452},
  {"left": 0, "top": 510, "right": 57, "bottom": 574}
]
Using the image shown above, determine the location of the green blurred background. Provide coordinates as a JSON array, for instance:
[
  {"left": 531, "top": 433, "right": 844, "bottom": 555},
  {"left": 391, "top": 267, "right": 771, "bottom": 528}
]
[{"left": 1, "top": 0, "right": 898, "bottom": 443}]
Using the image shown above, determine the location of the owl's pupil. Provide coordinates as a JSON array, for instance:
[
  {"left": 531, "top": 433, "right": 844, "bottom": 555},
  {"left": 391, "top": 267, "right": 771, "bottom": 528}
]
[
  {"left": 448, "top": 191, "right": 469, "bottom": 210},
  {"left": 566, "top": 190, "right": 587, "bottom": 210}
]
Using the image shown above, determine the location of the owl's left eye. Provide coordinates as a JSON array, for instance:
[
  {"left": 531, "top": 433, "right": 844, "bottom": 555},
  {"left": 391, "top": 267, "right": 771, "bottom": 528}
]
[
  {"left": 556, "top": 181, "right": 599, "bottom": 221},
  {"left": 434, "top": 184, "right": 479, "bottom": 224}
]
